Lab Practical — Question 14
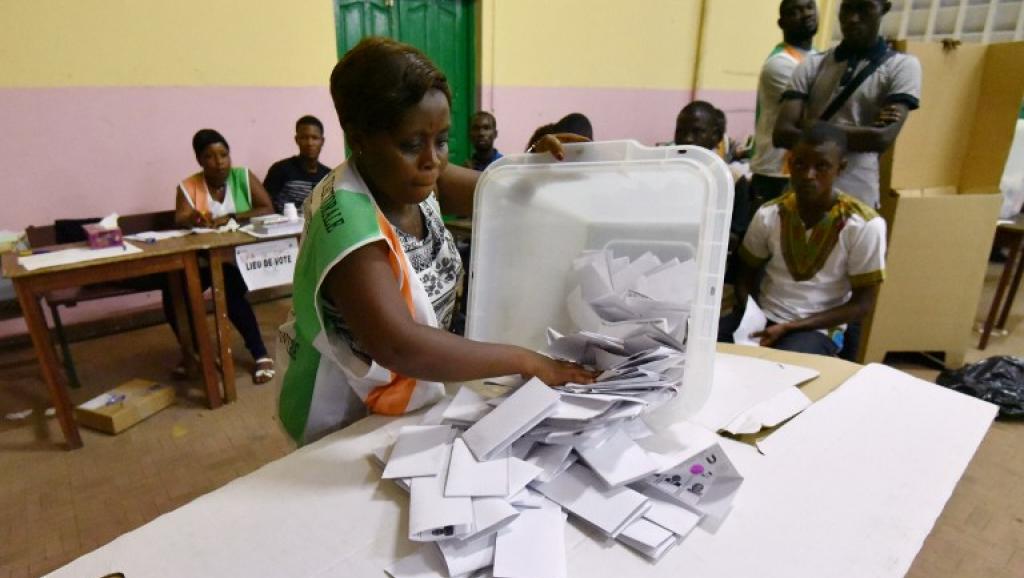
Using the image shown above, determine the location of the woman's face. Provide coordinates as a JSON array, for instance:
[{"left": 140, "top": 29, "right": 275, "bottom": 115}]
[
  {"left": 354, "top": 89, "right": 450, "bottom": 208},
  {"left": 198, "top": 143, "right": 231, "bottom": 187}
]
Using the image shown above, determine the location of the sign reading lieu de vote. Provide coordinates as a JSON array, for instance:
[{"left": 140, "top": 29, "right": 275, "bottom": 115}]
[{"left": 235, "top": 238, "right": 298, "bottom": 290}]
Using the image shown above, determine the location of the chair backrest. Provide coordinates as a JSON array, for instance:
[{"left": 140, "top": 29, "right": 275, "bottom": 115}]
[
  {"left": 24, "top": 210, "right": 177, "bottom": 248},
  {"left": 25, "top": 225, "right": 56, "bottom": 248},
  {"left": 54, "top": 218, "right": 102, "bottom": 244},
  {"left": 119, "top": 210, "right": 177, "bottom": 234}
]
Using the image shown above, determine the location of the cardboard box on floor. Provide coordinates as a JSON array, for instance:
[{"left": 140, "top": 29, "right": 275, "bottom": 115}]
[
  {"left": 74, "top": 379, "right": 175, "bottom": 434},
  {"left": 861, "top": 40, "right": 1024, "bottom": 368}
]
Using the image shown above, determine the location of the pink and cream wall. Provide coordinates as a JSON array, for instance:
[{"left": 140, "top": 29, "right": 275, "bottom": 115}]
[
  {"left": 0, "top": 0, "right": 837, "bottom": 337},
  {"left": 478, "top": 0, "right": 837, "bottom": 153},
  {"left": 0, "top": 0, "right": 839, "bottom": 232},
  {"left": 0, "top": 0, "right": 343, "bottom": 337},
  {"left": 0, "top": 0, "right": 344, "bottom": 233}
]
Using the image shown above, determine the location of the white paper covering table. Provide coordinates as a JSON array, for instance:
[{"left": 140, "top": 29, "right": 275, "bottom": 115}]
[{"left": 44, "top": 354, "right": 996, "bottom": 578}]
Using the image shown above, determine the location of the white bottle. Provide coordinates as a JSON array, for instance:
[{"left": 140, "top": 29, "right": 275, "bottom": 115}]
[{"left": 282, "top": 202, "right": 299, "bottom": 221}]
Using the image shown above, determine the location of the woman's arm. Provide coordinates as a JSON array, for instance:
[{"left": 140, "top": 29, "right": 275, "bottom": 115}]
[
  {"left": 436, "top": 133, "right": 592, "bottom": 217},
  {"left": 324, "top": 240, "right": 595, "bottom": 385},
  {"left": 436, "top": 164, "right": 480, "bottom": 217},
  {"left": 236, "top": 170, "right": 275, "bottom": 221},
  {"left": 174, "top": 186, "right": 210, "bottom": 228}
]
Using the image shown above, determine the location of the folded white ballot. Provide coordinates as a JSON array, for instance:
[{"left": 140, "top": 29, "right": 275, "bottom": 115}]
[
  {"left": 409, "top": 446, "right": 474, "bottom": 542},
  {"left": 610, "top": 251, "right": 662, "bottom": 293},
  {"left": 509, "top": 439, "right": 534, "bottom": 460},
  {"left": 438, "top": 530, "right": 497, "bottom": 577},
  {"left": 506, "top": 457, "right": 543, "bottom": 497},
  {"left": 507, "top": 487, "right": 545, "bottom": 509},
  {"left": 371, "top": 445, "right": 412, "bottom": 493},
  {"left": 469, "top": 497, "right": 519, "bottom": 538},
  {"left": 526, "top": 443, "right": 575, "bottom": 484},
  {"left": 382, "top": 425, "right": 454, "bottom": 480},
  {"left": 545, "top": 395, "right": 618, "bottom": 422},
  {"left": 635, "top": 421, "right": 719, "bottom": 474},
  {"left": 463, "top": 378, "right": 560, "bottom": 461},
  {"left": 640, "top": 491, "right": 702, "bottom": 537},
  {"left": 493, "top": 508, "right": 568, "bottom": 578},
  {"left": 418, "top": 397, "right": 452, "bottom": 426},
  {"left": 445, "top": 438, "right": 510, "bottom": 497},
  {"left": 532, "top": 463, "right": 650, "bottom": 537},
  {"left": 575, "top": 428, "right": 660, "bottom": 488},
  {"left": 617, "top": 517, "right": 678, "bottom": 561},
  {"left": 568, "top": 289, "right": 671, "bottom": 339},
  {"left": 545, "top": 328, "right": 626, "bottom": 365},
  {"left": 633, "top": 257, "right": 697, "bottom": 304},
  {"left": 732, "top": 295, "right": 768, "bottom": 347},
  {"left": 635, "top": 442, "right": 744, "bottom": 531},
  {"left": 385, "top": 544, "right": 452, "bottom": 578},
  {"left": 443, "top": 387, "right": 493, "bottom": 426},
  {"left": 565, "top": 248, "right": 698, "bottom": 344}
]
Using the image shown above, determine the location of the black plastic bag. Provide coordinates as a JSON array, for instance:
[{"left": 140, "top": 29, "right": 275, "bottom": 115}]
[{"left": 937, "top": 356, "right": 1024, "bottom": 419}]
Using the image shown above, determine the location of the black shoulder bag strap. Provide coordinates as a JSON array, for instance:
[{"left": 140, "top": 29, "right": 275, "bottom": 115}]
[{"left": 819, "top": 49, "right": 895, "bottom": 122}]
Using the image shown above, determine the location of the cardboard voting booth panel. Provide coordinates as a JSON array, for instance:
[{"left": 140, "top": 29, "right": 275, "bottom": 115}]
[{"left": 864, "top": 41, "right": 1024, "bottom": 367}]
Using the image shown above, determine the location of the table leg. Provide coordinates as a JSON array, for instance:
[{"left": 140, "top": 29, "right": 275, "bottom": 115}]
[
  {"left": 210, "top": 248, "right": 237, "bottom": 403},
  {"left": 13, "top": 282, "right": 82, "bottom": 449},
  {"left": 995, "top": 237, "right": 1024, "bottom": 330},
  {"left": 183, "top": 253, "right": 222, "bottom": 409},
  {"left": 979, "top": 239, "right": 1021, "bottom": 350},
  {"left": 167, "top": 270, "right": 197, "bottom": 376}
]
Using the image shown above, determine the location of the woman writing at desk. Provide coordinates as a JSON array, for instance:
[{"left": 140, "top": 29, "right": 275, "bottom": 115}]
[
  {"left": 277, "top": 37, "right": 593, "bottom": 444},
  {"left": 171, "top": 129, "right": 277, "bottom": 383}
]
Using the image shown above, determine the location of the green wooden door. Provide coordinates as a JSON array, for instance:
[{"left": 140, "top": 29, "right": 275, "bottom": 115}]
[{"left": 333, "top": 0, "right": 476, "bottom": 166}]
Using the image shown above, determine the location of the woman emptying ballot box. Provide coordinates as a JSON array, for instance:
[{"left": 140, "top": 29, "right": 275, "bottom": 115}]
[{"left": 277, "top": 38, "right": 593, "bottom": 444}]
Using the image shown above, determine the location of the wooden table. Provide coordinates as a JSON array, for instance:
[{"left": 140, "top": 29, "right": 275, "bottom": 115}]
[
  {"left": 978, "top": 215, "right": 1024, "bottom": 349},
  {"left": 187, "top": 230, "right": 299, "bottom": 403},
  {"left": 1, "top": 236, "right": 224, "bottom": 449}
]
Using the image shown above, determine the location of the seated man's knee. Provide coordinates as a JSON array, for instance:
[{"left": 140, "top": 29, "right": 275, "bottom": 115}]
[{"left": 772, "top": 330, "right": 838, "bottom": 356}]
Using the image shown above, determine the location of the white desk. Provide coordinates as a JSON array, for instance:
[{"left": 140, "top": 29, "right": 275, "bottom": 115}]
[{"left": 45, "top": 353, "right": 996, "bottom": 578}]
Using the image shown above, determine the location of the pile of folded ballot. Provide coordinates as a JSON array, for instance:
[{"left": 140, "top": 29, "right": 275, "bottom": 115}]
[
  {"left": 567, "top": 248, "right": 695, "bottom": 339},
  {"left": 375, "top": 325, "right": 744, "bottom": 578}
]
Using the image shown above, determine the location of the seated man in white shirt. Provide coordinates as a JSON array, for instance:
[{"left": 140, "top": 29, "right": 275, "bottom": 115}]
[{"left": 718, "top": 121, "right": 886, "bottom": 356}]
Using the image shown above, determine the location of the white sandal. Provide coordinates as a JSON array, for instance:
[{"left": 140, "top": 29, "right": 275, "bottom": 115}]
[{"left": 253, "top": 357, "right": 275, "bottom": 384}]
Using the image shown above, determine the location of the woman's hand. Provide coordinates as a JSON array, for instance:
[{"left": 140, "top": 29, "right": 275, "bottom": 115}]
[
  {"left": 524, "top": 353, "right": 598, "bottom": 387},
  {"left": 212, "top": 214, "right": 233, "bottom": 227},
  {"left": 192, "top": 210, "right": 214, "bottom": 228},
  {"left": 529, "top": 133, "right": 591, "bottom": 161}
]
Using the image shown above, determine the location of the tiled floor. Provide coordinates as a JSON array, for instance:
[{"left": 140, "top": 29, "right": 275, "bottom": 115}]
[{"left": 0, "top": 263, "right": 1021, "bottom": 578}]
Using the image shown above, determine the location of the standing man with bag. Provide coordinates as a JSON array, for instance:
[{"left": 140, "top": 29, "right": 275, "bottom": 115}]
[{"left": 773, "top": 0, "right": 921, "bottom": 209}]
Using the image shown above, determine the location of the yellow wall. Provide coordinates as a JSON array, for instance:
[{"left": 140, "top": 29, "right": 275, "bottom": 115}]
[
  {"left": 480, "top": 0, "right": 836, "bottom": 93},
  {"left": 4, "top": 0, "right": 838, "bottom": 91},
  {"left": 697, "top": 0, "right": 789, "bottom": 91},
  {"left": 0, "top": 0, "right": 337, "bottom": 87},
  {"left": 480, "top": 0, "right": 702, "bottom": 90}
]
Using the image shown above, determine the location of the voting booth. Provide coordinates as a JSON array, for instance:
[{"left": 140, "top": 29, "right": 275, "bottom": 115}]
[
  {"left": 465, "top": 142, "right": 734, "bottom": 422},
  {"left": 863, "top": 40, "right": 1024, "bottom": 367}
]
